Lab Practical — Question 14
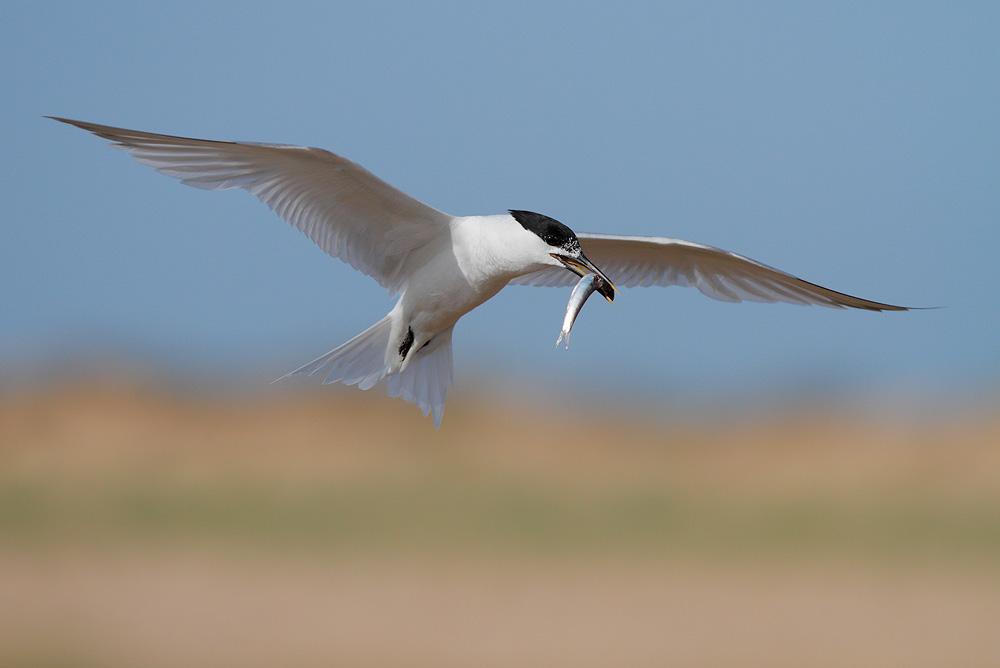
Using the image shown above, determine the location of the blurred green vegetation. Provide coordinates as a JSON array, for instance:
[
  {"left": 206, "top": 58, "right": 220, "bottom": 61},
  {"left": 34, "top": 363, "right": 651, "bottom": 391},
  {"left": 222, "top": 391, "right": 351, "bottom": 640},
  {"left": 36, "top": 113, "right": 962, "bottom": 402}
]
[
  {"left": 3, "top": 473, "right": 999, "bottom": 560},
  {"left": 2, "top": 382, "right": 999, "bottom": 564}
]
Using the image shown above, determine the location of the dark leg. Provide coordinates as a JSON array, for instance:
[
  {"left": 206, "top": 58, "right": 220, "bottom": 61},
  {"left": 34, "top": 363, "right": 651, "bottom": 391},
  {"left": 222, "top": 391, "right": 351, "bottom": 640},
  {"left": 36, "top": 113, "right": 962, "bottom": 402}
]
[{"left": 398, "top": 326, "right": 414, "bottom": 360}]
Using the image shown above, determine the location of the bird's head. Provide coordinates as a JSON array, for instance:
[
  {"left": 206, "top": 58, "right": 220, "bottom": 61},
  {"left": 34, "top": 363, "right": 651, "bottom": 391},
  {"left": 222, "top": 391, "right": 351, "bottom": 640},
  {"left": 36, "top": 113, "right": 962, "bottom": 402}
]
[{"left": 509, "top": 210, "right": 616, "bottom": 301}]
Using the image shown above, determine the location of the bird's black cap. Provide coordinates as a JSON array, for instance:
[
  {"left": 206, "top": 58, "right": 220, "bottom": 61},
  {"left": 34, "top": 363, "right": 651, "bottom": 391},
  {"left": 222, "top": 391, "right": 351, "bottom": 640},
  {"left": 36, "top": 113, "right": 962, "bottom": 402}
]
[{"left": 509, "top": 210, "right": 579, "bottom": 251}]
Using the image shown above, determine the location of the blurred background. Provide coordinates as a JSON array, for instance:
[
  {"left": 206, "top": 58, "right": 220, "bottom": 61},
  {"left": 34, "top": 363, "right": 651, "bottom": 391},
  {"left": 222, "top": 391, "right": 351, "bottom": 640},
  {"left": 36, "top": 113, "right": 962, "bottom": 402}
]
[{"left": 2, "top": 2, "right": 999, "bottom": 666}]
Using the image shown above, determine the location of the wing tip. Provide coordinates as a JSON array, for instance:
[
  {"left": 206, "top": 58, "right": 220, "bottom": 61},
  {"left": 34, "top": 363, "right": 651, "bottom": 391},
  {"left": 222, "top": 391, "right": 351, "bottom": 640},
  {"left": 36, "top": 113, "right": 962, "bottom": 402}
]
[{"left": 47, "top": 116, "right": 92, "bottom": 130}]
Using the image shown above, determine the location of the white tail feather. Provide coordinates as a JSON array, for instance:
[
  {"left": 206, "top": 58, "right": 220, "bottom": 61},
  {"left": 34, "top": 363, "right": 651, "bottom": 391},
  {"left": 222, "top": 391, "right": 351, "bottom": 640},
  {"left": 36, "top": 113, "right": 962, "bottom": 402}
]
[
  {"left": 386, "top": 326, "right": 454, "bottom": 428},
  {"left": 281, "top": 316, "right": 393, "bottom": 386},
  {"left": 281, "top": 317, "right": 455, "bottom": 428}
]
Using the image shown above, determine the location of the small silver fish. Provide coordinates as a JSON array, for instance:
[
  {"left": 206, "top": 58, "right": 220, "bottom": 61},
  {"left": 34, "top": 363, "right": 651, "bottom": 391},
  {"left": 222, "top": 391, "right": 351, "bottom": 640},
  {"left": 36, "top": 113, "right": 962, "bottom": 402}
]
[{"left": 556, "top": 273, "right": 611, "bottom": 348}]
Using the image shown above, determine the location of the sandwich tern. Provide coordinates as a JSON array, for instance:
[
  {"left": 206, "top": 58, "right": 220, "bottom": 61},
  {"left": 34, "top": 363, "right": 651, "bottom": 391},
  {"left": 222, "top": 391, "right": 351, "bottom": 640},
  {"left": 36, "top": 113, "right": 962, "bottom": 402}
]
[{"left": 51, "top": 118, "right": 908, "bottom": 427}]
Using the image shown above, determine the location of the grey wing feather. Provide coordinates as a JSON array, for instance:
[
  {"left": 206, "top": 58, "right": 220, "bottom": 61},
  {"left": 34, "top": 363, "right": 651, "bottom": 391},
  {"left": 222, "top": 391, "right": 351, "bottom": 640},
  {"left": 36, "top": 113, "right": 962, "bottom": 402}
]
[
  {"left": 50, "top": 117, "right": 452, "bottom": 294},
  {"left": 512, "top": 233, "right": 908, "bottom": 312}
]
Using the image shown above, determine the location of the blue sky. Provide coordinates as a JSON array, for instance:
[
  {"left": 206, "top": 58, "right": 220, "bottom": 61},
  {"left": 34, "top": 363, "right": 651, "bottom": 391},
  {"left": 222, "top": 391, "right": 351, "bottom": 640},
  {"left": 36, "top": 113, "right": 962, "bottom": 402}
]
[{"left": 2, "top": 2, "right": 997, "bottom": 406}]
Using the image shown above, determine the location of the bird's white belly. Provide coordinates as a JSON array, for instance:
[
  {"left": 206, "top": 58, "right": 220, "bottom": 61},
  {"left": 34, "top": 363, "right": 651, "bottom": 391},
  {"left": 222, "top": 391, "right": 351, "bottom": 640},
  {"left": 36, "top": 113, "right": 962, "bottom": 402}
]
[{"left": 400, "top": 257, "right": 508, "bottom": 337}]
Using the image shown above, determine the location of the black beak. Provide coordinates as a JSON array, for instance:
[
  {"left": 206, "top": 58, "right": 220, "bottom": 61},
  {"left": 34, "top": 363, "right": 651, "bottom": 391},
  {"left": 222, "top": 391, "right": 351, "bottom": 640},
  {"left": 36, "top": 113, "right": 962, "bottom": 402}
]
[{"left": 552, "top": 252, "right": 617, "bottom": 302}]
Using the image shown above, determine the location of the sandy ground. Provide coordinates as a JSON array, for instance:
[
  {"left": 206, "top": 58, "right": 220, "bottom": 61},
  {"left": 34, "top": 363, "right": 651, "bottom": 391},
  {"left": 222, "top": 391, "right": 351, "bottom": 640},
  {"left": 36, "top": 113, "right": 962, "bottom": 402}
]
[
  {"left": 1, "top": 380, "right": 999, "bottom": 667},
  {"left": 3, "top": 547, "right": 1000, "bottom": 668}
]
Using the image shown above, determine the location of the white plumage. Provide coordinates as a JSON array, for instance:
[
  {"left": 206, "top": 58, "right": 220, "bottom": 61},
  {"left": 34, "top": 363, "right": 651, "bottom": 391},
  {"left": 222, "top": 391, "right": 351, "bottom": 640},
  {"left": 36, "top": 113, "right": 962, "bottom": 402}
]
[{"left": 52, "top": 117, "right": 907, "bottom": 427}]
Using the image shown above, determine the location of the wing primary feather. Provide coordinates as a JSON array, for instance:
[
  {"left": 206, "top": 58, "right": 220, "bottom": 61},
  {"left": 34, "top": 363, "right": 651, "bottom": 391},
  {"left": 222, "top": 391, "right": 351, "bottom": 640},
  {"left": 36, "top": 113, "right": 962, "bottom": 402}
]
[
  {"left": 512, "top": 232, "right": 911, "bottom": 311},
  {"left": 50, "top": 116, "right": 453, "bottom": 294}
]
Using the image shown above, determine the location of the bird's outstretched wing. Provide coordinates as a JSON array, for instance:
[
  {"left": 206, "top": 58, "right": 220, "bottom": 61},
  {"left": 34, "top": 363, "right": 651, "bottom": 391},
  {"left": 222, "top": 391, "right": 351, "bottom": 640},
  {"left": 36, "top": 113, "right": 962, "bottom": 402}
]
[
  {"left": 50, "top": 118, "right": 452, "bottom": 295},
  {"left": 512, "top": 233, "right": 908, "bottom": 311}
]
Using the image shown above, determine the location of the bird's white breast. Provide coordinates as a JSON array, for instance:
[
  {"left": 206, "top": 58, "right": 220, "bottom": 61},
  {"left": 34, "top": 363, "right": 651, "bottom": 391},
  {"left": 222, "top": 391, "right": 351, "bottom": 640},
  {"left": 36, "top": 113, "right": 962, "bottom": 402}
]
[{"left": 398, "top": 215, "right": 554, "bottom": 335}]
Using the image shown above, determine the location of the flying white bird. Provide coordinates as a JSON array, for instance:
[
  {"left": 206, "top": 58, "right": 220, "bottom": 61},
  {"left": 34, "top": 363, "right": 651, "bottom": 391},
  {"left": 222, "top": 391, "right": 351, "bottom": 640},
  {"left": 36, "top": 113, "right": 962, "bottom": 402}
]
[{"left": 51, "top": 118, "right": 908, "bottom": 427}]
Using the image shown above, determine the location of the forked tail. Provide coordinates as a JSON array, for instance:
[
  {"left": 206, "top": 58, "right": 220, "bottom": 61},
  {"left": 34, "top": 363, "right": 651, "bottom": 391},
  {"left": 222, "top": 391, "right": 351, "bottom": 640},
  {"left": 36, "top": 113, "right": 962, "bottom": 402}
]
[{"left": 281, "top": 317, "right": 455, "bottom": 428}]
